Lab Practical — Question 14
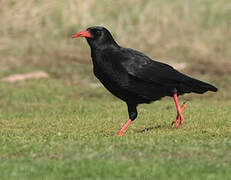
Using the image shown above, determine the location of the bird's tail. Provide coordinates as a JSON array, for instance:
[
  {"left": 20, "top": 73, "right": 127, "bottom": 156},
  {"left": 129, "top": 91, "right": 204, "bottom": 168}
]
[{"left": 186, "top": 78, "right": 218, "bottom": 94}]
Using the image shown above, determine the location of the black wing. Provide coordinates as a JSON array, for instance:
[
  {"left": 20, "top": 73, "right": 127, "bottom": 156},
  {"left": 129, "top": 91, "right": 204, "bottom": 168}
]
[
  {"left": 120, "top": 48, "right": 188, "bottom": 85},
  {"left": 118, "top": 48, "right": 217, "bottom": 93}
]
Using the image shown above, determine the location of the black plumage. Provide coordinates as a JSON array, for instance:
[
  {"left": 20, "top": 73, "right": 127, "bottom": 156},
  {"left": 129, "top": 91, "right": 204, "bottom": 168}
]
[{"left": 72, "top": 26, "right": 217, "bottom": 135}]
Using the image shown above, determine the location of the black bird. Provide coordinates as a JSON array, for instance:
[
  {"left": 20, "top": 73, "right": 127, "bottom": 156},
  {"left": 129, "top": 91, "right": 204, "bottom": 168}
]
[{"left": 72, "top": 26, "right": 217, "bottom": 135}]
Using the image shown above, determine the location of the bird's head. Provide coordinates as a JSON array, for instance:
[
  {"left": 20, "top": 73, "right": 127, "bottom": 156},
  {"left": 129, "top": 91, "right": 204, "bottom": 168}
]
[{"left": 72, "top": 26, "right": 118, "bottom": 49}]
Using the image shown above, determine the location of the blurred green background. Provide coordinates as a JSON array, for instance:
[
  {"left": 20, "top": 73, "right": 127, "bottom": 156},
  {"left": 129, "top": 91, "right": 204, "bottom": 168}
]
[
  {"left": 1, "top": 0, "right": 230, "bottom": 93},
  {"left": 0, "top": 0, "right": 231, "bottom": 179}
]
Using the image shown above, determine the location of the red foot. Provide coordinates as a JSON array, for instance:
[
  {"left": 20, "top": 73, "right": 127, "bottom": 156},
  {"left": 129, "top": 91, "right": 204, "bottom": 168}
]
[
  {"left": 115, "top": 132, "right": 125, "bottom": 136},
  {"left": 172, "top": 93, "right": 187, "bottom": 129},
  {"left": 172, "top": 103, "right": 187, "bottom": 128},
  {"left": 115, "top": 119, "right": 132, "bottom": 136}
]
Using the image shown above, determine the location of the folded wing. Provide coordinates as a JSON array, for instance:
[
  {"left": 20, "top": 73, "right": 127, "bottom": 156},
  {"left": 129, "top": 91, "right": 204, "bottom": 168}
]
[{"left": 120, "top": 48, "right": 217, "bottom": 94}]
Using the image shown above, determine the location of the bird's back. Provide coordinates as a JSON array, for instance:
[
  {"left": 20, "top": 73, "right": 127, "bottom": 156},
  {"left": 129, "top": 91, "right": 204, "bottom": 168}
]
[
  {"left": 90, "top": 45, "right": 217, "bottom": 104},
  {"left": 118, "top": 48, "right": 217, "bottom": 94}
]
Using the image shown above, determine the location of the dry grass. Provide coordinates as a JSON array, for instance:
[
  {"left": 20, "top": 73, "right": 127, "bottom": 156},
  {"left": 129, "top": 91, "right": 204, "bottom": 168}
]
[{"left": 0, "top": 0, "right": 230, "bottom": 84}]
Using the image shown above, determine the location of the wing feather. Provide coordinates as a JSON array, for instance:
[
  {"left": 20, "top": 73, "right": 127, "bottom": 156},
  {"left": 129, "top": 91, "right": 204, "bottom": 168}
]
[{"left": 120, "top": 48, "right": 188, "bottom": 87}]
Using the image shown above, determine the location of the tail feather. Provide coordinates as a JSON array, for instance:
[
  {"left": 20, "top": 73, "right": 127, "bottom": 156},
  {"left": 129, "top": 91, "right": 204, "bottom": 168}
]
[{"left": 187, "top": 78, "right": 218, "bottom": 94}]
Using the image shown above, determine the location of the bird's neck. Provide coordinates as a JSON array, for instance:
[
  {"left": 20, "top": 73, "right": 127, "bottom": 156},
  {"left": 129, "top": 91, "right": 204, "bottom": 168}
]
[
  {"left": 90, "top": 43, "right": 119, "bottom": 58},
  {"left": 90, "top": 48, "right": 100, "bottom": 59}
]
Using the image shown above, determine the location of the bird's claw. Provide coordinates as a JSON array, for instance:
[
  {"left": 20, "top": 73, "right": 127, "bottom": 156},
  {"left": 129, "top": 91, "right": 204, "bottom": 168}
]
[
  {"left": 172, "top": 116, "right": 183, "bottom": 128},
  {"left": 175, "top": 116, "right": 183, "bottom": 128},
  {"left": 172, "top": 102, "right": 187, "bottom": 128},
  {"left": 115, "top": 132, "right": 125, "bottom": 136},
  {"left": 183, "top": 100, "right": 188, "bottom": 105}
]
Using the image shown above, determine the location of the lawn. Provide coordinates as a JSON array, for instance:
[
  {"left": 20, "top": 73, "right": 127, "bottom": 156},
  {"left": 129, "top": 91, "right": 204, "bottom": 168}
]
[
  {"left": 0, "top": 0, "right": 230, "bottom": 179},
  {"left": 0, "top": 79, "right": 230, "bottom": 180}
]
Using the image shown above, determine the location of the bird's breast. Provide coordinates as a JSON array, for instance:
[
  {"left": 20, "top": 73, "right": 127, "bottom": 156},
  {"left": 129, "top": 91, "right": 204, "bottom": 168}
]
[
  {"left": 92, "top": 59, "right": 132, "bottom": 99},
  {"left": 93, "top": 63, "right": 128, "bottom": 87}
]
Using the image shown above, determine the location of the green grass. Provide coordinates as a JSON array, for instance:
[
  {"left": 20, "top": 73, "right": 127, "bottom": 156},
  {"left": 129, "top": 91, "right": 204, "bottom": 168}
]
[{"left": 0, "top": 79, "right": 230, "bottom": 180}]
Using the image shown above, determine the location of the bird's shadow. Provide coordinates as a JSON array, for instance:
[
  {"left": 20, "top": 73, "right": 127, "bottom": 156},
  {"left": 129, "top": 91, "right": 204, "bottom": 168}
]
[
  {"left": 135, "top": 124, "right": 168, "bottom": 133},
  {"left": 103, "top": 122, "right": 178, "bottom": 136}
]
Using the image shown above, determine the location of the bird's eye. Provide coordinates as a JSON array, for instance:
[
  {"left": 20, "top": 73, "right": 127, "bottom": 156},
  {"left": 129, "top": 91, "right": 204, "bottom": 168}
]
[{"left": 96, "top": 30, "right": 101, "bottom": 36}]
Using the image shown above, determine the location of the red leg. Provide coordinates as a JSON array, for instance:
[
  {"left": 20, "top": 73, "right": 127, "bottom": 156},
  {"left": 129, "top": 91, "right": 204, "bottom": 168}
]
[
  {"left": 173, "top": 93, "right": 184, "bottom": 128},
  {"left": 172, "top": 102, "right": 187, "bottom": 124},
  {"left": 115, "top": 119, "right": 132, "bottom": 136}
]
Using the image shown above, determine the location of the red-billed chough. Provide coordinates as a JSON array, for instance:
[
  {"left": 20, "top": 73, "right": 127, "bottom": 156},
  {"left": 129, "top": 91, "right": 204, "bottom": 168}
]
[{"left": 72, "top": 26, "right": 218, "bottom": 135}]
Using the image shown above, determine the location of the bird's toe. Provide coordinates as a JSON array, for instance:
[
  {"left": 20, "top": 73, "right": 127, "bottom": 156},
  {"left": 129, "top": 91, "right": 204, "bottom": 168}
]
[{"left": 115, "top": 132, "right": 125, "bottom": 136}]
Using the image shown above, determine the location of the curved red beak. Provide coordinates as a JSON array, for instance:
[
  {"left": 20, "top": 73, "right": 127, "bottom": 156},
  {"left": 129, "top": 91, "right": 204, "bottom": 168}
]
[{"left": 72, "top": 30, "right": 91, "bottom": 38}]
